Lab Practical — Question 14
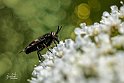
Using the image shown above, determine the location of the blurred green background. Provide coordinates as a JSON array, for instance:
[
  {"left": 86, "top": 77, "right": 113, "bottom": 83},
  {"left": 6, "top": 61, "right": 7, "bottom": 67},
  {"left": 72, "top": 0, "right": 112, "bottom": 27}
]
[{"left": 0, "top": 0, "right": 122, "bottom": 83}]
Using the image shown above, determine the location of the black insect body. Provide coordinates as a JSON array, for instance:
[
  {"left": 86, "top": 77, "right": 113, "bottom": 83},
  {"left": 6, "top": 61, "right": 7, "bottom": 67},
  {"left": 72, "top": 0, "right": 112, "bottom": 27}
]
[{"left": 21, "top": 26, "right": 62, "bottom": 61}]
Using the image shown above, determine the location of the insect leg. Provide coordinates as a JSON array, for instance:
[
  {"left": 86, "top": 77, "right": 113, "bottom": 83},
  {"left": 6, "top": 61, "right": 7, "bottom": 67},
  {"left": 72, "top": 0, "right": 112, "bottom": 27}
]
[
  {"left": 55, "top": 38, "right": 59, "bottom": 44},
  {"left": 54, "top": 40, "right": 57, "bottom": 47},
  {"left": 37, "top": 47, "right": 45, "bottom": 61},
  {"left": 37, "top": 51, "right": 42, "bottom": 61},
  {"left": 43, "top": 43, "right": 52, "bottom": 53}
]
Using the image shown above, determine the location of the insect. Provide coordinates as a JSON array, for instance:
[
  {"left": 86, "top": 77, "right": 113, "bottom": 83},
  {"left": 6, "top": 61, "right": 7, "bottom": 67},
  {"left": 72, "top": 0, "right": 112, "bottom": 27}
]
[{"left": 20, "top": 26, "right": 62, "bottom": 61}]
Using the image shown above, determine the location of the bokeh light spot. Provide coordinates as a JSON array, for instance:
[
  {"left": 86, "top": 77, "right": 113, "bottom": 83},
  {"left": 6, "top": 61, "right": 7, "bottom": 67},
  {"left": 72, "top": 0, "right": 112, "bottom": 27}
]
[{"left": 75, "top": 3, "right": 90, "bottom": 19}]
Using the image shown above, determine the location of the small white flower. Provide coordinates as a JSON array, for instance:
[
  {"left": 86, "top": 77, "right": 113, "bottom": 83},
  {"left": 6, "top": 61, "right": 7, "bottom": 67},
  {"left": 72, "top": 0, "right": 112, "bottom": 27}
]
[
  {"left": 111, "top": 5, "right": 119, "bottom": 14},
  {"left": 119, "top": 2, "right": 124, "bottom": 18},
  {"left": 112, "top": 35, "right": 124, "bottom": 48},
  {"left": 119, "top": 22, "right": 124, "bottom": 34}
]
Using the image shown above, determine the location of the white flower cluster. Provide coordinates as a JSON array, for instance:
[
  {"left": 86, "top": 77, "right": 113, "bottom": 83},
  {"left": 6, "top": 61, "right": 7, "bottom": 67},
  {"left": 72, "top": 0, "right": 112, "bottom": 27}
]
[{"left": 29, "top": 2, "right": 124, "bottom": 83}]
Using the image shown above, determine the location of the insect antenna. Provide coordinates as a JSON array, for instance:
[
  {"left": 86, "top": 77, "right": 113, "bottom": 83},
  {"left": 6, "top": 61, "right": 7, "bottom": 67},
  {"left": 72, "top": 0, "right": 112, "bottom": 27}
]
[
  {"left": 19, "top": 49, "right": 25, "bottom": 54},
  {"left": 56, "top": 26, "right": 62, "bottom": 34}
]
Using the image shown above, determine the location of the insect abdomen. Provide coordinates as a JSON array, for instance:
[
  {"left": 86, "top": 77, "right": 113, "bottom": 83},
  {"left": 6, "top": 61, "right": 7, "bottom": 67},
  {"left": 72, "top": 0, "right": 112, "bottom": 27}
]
[
  {"left": 25, "top": 45, "right": 46, "bottom": 54},
  {"left": 25, "top": 45, "right": 38, "bottom": 54}
]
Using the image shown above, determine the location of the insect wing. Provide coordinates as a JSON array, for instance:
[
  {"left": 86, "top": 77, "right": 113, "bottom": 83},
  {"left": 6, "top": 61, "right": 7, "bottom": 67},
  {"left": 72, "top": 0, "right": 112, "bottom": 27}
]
[{"left": 28, "top": 39, "right": 40, "bottom": 46}]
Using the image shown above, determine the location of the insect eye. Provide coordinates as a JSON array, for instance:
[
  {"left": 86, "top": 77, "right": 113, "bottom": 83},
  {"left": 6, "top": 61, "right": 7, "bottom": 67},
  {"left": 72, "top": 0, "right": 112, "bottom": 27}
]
[{"left": 51, "top": 32, "right": 55, "bottom": 36}]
